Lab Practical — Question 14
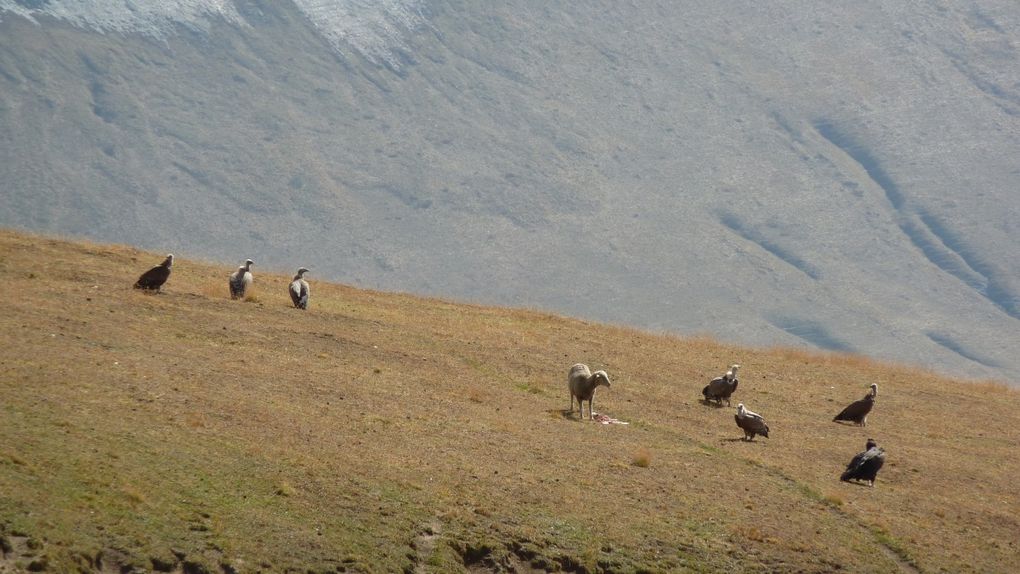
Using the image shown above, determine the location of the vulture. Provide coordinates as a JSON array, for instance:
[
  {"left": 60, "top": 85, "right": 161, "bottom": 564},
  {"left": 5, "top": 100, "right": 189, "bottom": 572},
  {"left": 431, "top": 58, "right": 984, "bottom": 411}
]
[
  {"left": 289, "top": 267, "right": 310, "bottom": 309},
  {"left": 703, "top": 363, "right": 740, "bottom": 406},
  {"left": 133, "top": 254, "right": 173, "bottom": 292},
  {"left": 833, "top": 383, "right": 878, "bottom": 426},
  {"left": 735, "top": 403, "right": 769, "bottom": 441},
  {"left": 841, "top": 438, "right": 886, "bottom": 487},
  {"left": 229, "top": 259, "right": 254, "bottom": 299}
]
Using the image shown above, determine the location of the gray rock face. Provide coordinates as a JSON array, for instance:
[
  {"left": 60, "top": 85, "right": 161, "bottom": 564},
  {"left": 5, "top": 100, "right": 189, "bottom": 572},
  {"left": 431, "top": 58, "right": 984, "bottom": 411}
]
[{"left": 1, "top": 1, "right": 1017, "bottom": 383}]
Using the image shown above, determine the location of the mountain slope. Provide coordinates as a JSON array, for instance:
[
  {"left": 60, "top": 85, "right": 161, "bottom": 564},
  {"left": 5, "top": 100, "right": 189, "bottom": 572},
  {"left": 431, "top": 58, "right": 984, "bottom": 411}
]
[
  {"left": 1, "top": 230, "right": 1018, "bottom": 573},
  {"left": 0, "top": 1, "right": 1018, "bottom": 383}
]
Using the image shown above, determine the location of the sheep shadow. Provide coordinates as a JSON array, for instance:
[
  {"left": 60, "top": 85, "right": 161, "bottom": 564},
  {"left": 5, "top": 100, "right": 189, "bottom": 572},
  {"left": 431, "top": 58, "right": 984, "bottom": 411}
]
[{"left": 548, "top": 408, "right": 580, "bottom": 421}]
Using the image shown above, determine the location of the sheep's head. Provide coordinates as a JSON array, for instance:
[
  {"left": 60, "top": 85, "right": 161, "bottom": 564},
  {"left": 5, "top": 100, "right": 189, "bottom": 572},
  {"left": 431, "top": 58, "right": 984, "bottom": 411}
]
[{"left": 593, "top": 370, "right": 611, "bottom": 388}]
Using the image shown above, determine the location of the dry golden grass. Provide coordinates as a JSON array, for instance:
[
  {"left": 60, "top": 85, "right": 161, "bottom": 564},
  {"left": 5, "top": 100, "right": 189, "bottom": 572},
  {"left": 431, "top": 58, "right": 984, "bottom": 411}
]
[
  {"left": 631, "top": 447, "right": 652, "bottom": 468},
  {"left": 0, "top": 229, "right": 1018, "bottom": 573},
  {"left": 199, "top": 279, "right": 227, "bottom": 299}
]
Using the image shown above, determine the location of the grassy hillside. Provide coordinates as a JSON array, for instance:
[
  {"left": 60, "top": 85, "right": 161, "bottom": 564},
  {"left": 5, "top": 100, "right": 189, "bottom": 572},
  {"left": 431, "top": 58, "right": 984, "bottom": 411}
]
[
  {"left": 2, "top": 1, "right": 1019, "bottom": 383},
  {"left": 0, "top": 230, "right": 1017, "bottom": 573}
]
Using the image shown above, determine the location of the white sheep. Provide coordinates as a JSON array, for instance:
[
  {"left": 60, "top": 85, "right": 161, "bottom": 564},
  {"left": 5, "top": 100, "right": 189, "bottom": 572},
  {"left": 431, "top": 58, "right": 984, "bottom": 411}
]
[{"left": 567, "top": 363, "right": 612, "bottom": 420}]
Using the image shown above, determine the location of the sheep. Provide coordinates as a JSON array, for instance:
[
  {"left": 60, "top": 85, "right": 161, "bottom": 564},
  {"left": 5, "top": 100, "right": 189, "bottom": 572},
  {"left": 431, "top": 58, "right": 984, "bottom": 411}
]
[{"left": 567, "top": 363, "right": 612, "bottom": 420}]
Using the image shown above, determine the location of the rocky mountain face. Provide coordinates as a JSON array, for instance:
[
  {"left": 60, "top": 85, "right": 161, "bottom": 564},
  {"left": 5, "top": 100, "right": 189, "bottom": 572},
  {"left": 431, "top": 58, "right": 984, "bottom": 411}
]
[{"left": 1, "top": 1, "right": 1017, "bottom": 382}]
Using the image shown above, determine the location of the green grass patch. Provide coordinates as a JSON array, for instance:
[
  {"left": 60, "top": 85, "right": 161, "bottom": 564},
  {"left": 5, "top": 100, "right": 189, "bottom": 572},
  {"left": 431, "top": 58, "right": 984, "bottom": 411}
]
[{"left": 871, "top": 526, "right": 920, "bottom": 569}]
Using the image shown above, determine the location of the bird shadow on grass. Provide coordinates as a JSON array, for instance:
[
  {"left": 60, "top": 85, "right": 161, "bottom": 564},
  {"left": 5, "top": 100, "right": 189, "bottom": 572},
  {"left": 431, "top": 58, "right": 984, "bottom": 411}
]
[
  {"left": 841, "top": 480, "right": 875, "bottom": 489},
  {"left": 720, "top": 438, "right": 764, "bottom": 444},
  {"left": 699, "top": 399, "right": 727, "bottom": 409}
]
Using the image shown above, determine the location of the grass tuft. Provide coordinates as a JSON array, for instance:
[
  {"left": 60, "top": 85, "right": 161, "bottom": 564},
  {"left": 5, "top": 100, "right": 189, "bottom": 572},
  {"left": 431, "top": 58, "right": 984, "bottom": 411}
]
[
  {"left": 121, "top": 486, "right": 146, "bottom": 505},
  {"left": 2, "top": 450, "right": 28, "bottom": 466},
  {"left": 199, "top": 281, "right": 225, "bottom": 299},
  {"left": 467, "top": 387, "right": 485, "bottom": 403},
  {"left": 732, "top": 525, "right": 765, "bottom": 542},
  {"left": 274, "top": 481, "right": 296, "bottom": 497},
  {"left": 631, "top": 447, "right": 652, "bottom": 468},
  {"left": 822, "top": 493, "right": 844, "bottom": 508},
  {"left": 514, "top": 382, "right": 545, "bottom": 395}
]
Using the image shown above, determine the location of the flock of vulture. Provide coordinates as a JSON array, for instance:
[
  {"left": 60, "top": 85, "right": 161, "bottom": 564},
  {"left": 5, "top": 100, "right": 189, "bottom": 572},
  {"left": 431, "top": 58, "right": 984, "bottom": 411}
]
[
  {"left": 133, "top": 253, "right": 885, "bottom": 487},
  {"left": 571, "top": 362, "right": 886, "bottom": 487},
  {"left": 132, "top": 253, "right": 310, "bottom": 309},
  {"left": 702, "top": 364, "right": 886, "bottom": 486}
]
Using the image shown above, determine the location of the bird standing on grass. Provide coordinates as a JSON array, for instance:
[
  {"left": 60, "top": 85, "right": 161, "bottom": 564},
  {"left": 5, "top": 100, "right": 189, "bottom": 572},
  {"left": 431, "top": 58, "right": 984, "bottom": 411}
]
[
  {"left": 834, "top": 383, "right": 878, "bottom": 427},
  {"left": 841, "top": 438, "right": 886, "bottom": 487},
  {"left": 289, "top": 267, "right": 310, "bottom": 309},
  {"left": 703, "top": 363, "right": 740, "bottom": 406},
  {"left": 229, "top": 259, "right": 254, "bottom": 299},
  {"left": 133, "top": 254, "right": 173, "bottom": 292},
  {"left": 735, "top": 403, "right": 769, "bottom": 441}
]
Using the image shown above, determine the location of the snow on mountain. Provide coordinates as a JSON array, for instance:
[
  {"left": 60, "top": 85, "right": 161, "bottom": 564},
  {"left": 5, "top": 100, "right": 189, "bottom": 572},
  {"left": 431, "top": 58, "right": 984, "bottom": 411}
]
[
  {"left": 0, "top": 0, "right": 427, "bottom": 68},
  {"left": 0, "top": 0, "right": 245, "bottom": 37},
  {"left": 292, "top": 0, "right": 427, "bottom": 70}
]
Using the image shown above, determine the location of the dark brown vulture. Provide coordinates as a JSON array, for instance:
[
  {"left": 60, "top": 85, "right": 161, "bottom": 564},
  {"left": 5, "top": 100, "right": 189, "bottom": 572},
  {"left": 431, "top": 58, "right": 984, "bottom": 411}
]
[
  {"left": 833, "top": 383, "right": 878, "bottom": 426},
  {"left": 289, "top": 267, "right": 310, "bottom": 309},
  {"left": 229, "top": 259, "right": 254, "bottom": 299},
  {"left": 133, "top": 254, "right": 173, "bottom": 292},
  {"left": 735, "top": 403, "right": 769, "bottom": 441},
  {"left": 703, "top": 363, "right": 740, "bottom": 406},
  {"left": 840, "top": 438, "right": 886, "bottom": 487}
]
